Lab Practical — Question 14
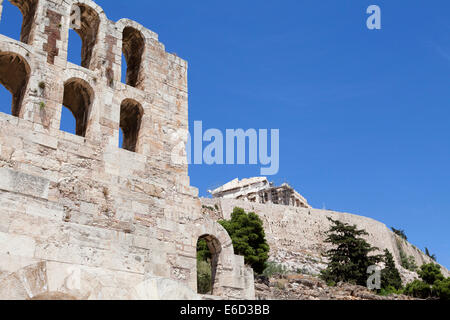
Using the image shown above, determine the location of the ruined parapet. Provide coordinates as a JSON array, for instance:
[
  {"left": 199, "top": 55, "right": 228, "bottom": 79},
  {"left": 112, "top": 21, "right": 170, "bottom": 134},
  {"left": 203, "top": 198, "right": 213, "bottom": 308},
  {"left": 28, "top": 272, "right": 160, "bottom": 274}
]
[{"left": 0, "top": 0, "right": 254, "bottom": 300}]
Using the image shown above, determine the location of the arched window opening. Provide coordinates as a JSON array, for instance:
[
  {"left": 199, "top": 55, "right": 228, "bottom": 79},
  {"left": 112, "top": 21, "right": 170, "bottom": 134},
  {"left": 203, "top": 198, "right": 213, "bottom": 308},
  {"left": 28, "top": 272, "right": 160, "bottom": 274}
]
[
  {"left": 0, "top": 0, "right": 38, "bottom": 44},
  {"left": 196, "top": 235, "right": 221, "bottom": 295},
  {"left": 120, "top": 98, "right": 143, "bottom": 152},
  {"left": 61, "top": 79, "right": 93, "bottom": 137},
  {"left": 122, "top": 27, "right": 144, "bottom": 88},
  {"left": 0, "top": 52, "right": 30, "bottom": 117},
  {"left": 68, "top": 4, "right": 99, "bottom": 69}
]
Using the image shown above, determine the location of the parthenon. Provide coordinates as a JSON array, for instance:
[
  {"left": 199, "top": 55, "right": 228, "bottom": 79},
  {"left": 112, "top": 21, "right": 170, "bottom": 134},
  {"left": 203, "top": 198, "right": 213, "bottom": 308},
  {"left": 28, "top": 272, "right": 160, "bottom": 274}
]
[{"left": 209, "top": 177, "right": 311, "bottom": 208}]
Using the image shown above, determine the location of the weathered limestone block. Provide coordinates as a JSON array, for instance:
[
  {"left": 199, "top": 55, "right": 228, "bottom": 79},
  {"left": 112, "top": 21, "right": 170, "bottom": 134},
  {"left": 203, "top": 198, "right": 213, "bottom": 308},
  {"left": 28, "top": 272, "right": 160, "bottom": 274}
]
[{"left": 0, "top": 167, "right": 49, "bottom": 199}]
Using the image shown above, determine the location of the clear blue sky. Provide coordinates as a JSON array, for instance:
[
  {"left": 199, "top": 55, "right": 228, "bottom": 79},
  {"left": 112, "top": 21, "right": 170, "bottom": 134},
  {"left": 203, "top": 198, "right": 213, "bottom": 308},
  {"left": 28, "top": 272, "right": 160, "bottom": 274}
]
[{"left": 0, "top": 0, "right": 449, "bottom": 268}]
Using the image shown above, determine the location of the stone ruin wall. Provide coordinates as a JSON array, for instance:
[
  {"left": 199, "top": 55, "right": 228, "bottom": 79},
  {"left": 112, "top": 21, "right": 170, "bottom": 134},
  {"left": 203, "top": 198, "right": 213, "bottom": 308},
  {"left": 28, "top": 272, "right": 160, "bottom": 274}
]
[
  {"left": 201, "top": 198, "right": 450, "bottom": 282},
  {"left": 0, "top": 0, "right": 254, "bottom": 300}
]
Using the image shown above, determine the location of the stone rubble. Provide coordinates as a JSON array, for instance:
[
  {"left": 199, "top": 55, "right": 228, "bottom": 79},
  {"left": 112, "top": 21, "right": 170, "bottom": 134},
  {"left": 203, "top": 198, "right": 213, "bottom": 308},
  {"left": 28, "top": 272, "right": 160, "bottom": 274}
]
[{"left": 255, "top": 274, "right": 417, "bottom": 301}]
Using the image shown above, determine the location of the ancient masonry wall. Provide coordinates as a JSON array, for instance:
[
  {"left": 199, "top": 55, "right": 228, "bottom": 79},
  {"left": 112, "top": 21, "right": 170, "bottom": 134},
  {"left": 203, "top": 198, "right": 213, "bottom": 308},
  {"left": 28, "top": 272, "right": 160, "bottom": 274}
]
[
  {"left": 201, "top": 198, "right": 450, "bottom": 282},
  {"left": 0, "top": 0, "right": 254, "bottom": 300}
]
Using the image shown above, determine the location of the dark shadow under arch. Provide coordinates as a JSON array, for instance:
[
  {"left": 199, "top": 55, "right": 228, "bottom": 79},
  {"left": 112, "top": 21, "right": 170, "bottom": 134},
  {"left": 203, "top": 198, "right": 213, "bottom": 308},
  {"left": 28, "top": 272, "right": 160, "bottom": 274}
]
[
  {"left": 120, "top": 98, "right": 143, "bottom": 152},
  {"left": 62, "top": 78, "right": 94, "bottom": 137},
  {"left": 122, "top": 26, "right": 145, "bottom": 88},
  {"left": 0, "top": 51, "right": 30, "bottom": 116},
  {"left": 197, "top": 234, "right": 222, "bottom": 295},
  {"left": 7, "top": 0, "right": 39, "bottom": 44}
]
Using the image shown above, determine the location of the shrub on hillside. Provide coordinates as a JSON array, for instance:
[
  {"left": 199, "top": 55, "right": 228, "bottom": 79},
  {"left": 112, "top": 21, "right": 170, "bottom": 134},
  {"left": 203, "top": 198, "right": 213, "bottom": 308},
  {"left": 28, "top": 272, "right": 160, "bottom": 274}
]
[
  {"left": 417, "top": 263, "right": 444, "bottom": 285},
  {"left": 262, "top": 262, "right": 288, "bottom": 277},
  {"left": 404, "top": 280, "right": 432, "bottom": 299},
  {"left": 425, "top": 248, "right": 437, "bottom": 261},
  {"left": 399, "top": 250, "right": 417, "bottom": 272},
  {"left": 433, "top": 278, "right": 450, "bottom": 300},
  {"left": 391, "top": 227, "right": 407, "bottom": 240},
  {"left": 404, "top": 263, "right": 449, "bottom": 300}
]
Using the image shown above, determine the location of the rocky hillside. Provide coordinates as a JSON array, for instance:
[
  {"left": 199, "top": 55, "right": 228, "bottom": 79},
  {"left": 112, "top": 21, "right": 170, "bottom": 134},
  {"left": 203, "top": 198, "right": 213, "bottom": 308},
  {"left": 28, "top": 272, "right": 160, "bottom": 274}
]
[
  {"left": 255, "top": 274, "right": 416, "bottom": 300},
  {"left": 201, "top": 198, "right": 449, "bottom": 284}
]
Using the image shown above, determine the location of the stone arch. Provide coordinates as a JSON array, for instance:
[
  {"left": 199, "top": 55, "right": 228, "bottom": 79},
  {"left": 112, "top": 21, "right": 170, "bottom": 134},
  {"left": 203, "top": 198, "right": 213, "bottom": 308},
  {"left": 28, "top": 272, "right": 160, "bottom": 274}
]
[
  {"left": 69, "top": 1, "right": 102, "bottom": 69},
  {"left": 2, "top": 0, "right": 39, "bottom": 44},
  {"left": 193, "top": 217, "right": 236, "bottom": 296},
  {"left": 120, "top": 98, "right": 143, "bottom": 152},
  {"left": 115, "top": 18, "right": 157, "bottom": 42},
  {"left": 62, "top": 77, "right": 94, "bottom": 136},
  {"left": 0, "top": 50, "right": 31, "bottom": 117},
  {"left": 69, "top": 0, "right": 106, "bottom": 21}
]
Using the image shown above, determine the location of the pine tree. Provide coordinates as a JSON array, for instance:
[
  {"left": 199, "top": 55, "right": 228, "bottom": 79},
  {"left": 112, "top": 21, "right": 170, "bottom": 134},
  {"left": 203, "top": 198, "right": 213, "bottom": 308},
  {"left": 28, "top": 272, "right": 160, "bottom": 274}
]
[
  {"left": 321, "top": 218, "right": 381, "bottom": 286},
  {"left": 418, "top": 263, "right": 444, "bottom": 285},
  {"left": 381, "top": 249, "right": 403, "bottom": 290},
  {"left": 219, "top": 207, "right": 270, "bottom": 274}
]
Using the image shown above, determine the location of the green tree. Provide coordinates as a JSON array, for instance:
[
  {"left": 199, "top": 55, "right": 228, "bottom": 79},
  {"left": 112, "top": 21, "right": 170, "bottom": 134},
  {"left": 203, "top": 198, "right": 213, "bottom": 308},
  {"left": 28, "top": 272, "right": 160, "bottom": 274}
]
[
  {"left": 219, "top": 207, "right": 270, "bottom": 274},
  {"left": 417, "top": 263, "right": 444, "bottom": 285},
  {"left": 197, "top": 238, "right": 211, "bottom": 262},
  {"left": 433, "top": 278, "right": 450, "bottom": 300},
  {"left": 320, "top": 218, "right": 382, "bottom": 286},
  {"left": 404, "top": 280, "right": 432, "bottom": 299},
  {"left": 404, "top": 263, "right": 448, "bottom": 300},
  {"left": 380, "top": 249, "right": 403, "bottom": 290}
]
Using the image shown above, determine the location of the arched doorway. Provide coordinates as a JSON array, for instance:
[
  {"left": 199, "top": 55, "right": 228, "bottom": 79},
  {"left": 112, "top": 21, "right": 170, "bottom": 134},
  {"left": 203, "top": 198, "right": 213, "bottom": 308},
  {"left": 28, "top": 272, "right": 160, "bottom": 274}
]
[{"left": 196, "top": 234, "right": 221, "bottom": 295}]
